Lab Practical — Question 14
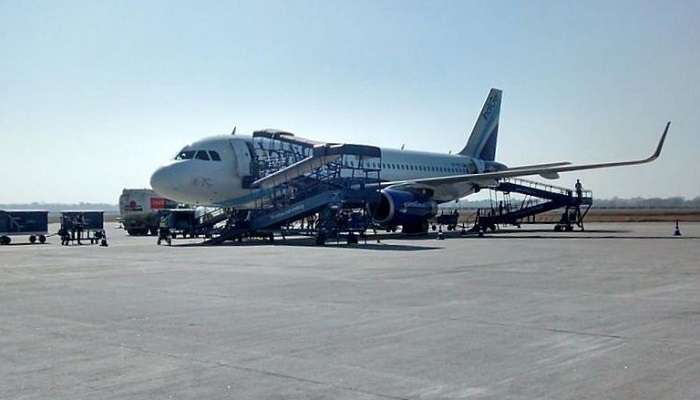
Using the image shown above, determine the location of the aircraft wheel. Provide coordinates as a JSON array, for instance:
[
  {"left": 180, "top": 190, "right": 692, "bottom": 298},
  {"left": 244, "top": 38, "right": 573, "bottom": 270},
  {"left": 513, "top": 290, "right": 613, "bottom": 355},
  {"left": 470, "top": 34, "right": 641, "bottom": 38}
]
[
  {"left": 39, "top": 235, "right": 46, "bottom": 244},
  {"left": 29, "top": 235, "right": 37, "bottom": 244},
  {"left": 0, "top": 236, "right": 10, "bottom": 245}
]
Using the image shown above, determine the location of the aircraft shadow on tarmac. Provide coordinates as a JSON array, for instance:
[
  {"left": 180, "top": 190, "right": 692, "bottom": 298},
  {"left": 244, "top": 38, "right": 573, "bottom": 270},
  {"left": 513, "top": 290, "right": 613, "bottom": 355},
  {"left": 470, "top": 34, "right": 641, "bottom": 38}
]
[
  {"left": 170, "top": 227, "right": 697, "bottom": 250},
  {"left": 0, "top": 243, "right": 51, "bottom": 247},
  {"left": 176, "top": 236, "right": 442, "bottom": 251}
]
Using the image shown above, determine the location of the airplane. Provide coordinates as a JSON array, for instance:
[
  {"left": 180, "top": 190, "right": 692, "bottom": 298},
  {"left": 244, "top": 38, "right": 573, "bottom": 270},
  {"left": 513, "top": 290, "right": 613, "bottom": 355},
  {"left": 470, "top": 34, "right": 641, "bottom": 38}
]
[{"left": 150, "top": 89, "right": 669, "bottom": 233}]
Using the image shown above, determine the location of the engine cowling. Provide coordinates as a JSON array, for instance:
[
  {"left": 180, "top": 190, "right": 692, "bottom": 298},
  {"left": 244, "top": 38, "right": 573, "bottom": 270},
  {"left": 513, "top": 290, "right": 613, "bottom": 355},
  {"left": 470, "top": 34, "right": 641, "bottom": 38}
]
[{"left": 372, "top": 188, "right": 438, "bottom": 232}]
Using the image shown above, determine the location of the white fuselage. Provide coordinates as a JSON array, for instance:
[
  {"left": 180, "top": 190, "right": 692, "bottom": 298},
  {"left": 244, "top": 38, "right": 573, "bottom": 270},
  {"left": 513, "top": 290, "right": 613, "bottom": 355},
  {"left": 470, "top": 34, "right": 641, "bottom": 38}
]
[{"left": 150, "top": 135, "right": 498, "bottom": 207}]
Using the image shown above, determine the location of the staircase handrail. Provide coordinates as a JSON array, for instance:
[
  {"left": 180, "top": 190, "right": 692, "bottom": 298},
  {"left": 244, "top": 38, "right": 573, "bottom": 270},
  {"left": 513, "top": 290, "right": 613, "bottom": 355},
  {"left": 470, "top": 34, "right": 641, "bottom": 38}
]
[{"left": 500, "top": 177, "right": 592, "bottom": 198}]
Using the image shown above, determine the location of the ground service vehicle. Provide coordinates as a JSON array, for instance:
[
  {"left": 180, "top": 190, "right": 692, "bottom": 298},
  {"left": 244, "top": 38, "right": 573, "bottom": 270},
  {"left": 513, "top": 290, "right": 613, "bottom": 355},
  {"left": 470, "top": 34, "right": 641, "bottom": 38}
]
[
  {"left": 0, "top": 210, "right": 49, "bottom": 245},
  {"left": 119, "top": 189, "right": 177, "bottom": 235}
]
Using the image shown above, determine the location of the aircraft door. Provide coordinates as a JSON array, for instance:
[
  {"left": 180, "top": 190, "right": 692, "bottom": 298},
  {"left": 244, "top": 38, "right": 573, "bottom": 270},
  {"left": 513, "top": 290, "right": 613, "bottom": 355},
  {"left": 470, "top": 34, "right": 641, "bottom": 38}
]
[{"left": 229, "top": 139, "right": 255, "bottom": 188}]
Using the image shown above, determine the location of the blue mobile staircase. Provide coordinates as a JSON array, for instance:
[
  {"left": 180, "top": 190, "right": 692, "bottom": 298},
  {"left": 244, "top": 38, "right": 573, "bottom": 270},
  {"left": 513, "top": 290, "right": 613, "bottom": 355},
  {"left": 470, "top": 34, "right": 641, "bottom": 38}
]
[
  {"left": 204, "top": 131, "right": 382, "bottom": 245},
  {"left": 476, "top": 178, "right": 593, "bottom": 232}
]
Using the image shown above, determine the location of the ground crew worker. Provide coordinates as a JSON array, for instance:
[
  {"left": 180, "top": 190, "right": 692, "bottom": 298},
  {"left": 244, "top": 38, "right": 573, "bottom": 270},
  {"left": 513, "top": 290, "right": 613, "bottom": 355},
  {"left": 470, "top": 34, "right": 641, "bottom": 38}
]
[
  {"left": 498, "top": 201, "right": 504, "bottom": 216},
  {"left": 575, "top": 179, "right": 583, "bottom": 200}
]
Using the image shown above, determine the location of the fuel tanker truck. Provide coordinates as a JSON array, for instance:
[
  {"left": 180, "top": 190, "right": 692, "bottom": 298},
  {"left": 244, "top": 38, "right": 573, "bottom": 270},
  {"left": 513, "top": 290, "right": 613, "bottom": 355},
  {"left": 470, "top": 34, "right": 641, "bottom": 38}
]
[{"left": 118, "top": 189, "right": 178, "bottom": 235}]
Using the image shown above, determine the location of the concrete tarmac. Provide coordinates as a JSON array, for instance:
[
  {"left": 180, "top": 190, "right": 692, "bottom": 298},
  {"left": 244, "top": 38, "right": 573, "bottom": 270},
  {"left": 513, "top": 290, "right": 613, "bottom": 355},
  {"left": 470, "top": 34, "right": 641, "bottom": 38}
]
[{"left": 1, "top": 223, "right": 699, "bottom": 399}]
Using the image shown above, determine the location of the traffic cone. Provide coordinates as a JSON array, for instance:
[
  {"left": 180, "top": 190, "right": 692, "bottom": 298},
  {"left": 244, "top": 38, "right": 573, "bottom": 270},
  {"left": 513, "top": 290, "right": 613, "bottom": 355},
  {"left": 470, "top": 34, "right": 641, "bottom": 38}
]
[{"left": 674, "top": 220, "right": 682, "bottom": 236}]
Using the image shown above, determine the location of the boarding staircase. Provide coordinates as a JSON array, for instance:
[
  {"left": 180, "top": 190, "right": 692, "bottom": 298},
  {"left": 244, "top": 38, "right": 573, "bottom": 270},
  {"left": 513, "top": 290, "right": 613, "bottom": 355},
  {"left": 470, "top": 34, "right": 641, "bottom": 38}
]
[
  {"left": 194, "top": 208, "right": 231, "bottom": 232},
  {"left": 476, "top": 178, "right": 592, "bottom": 232},
  {"left": 205, "top": 131, "right": 382, "bottom": 245}
]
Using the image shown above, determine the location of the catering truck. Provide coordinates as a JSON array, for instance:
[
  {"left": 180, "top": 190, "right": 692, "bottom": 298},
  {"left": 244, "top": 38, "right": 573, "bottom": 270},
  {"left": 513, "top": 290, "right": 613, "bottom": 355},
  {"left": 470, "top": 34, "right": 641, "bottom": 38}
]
[{"left": 118, "top": 189, "right": 177, "bottom": 235}]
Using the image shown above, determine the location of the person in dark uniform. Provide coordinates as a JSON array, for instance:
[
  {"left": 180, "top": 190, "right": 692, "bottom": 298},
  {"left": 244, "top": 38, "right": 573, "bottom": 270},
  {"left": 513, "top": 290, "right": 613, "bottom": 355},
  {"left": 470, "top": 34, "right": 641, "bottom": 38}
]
[
  {"left": 575, "top": 179, "right": 583, "bottom": 200},
  {"left": 498, "top": 201, "right": 504, "bottom": 216}
]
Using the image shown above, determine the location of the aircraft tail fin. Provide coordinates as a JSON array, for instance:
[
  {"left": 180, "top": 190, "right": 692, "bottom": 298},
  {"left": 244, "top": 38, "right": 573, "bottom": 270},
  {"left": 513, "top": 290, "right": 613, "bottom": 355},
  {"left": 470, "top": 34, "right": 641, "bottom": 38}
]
[{"left": 458, "top": 88, "right": 502, "bottom": 161}]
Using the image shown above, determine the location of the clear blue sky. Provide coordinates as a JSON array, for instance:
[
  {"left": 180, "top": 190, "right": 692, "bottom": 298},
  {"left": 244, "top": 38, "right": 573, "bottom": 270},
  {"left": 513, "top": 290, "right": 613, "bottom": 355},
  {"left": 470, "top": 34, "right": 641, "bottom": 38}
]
[{"left": 1, "top": 0, "right": 698, "bottom": 203}]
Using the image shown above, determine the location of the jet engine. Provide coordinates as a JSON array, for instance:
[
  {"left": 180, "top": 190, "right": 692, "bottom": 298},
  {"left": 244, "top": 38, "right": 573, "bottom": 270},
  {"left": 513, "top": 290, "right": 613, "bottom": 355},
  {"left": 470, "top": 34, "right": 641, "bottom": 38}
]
[{"left": 372, "top": 188, "right": 438, "bottom": 233}]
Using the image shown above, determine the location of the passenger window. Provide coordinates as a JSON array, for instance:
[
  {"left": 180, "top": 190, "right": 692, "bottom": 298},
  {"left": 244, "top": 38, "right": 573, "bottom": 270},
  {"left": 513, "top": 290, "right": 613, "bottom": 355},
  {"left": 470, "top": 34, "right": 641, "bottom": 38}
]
[
  {"left": 209, "top": 151, "right": 222, "bottom": 161},
  {"left": 195, "top": 151, "right": 210, "bottom": 160}
]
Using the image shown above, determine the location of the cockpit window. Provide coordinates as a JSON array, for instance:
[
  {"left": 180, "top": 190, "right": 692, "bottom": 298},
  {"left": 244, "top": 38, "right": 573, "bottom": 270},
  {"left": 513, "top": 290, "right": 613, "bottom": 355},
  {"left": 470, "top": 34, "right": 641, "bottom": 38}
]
[
  {"left": 209, "top": 151, "right": 222, "bottom": 161},
  {"left": 195, "top": 150, "right": 210, "bottom": 160},
  {"left": 175, "top": 150, "right": 195, "bottom": 160}
]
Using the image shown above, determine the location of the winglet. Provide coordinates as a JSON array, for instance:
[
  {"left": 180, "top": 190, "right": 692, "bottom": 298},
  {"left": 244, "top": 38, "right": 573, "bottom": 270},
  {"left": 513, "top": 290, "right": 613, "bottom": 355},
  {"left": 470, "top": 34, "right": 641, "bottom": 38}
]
[{"left": 649, "top": 121, "right": 670, "bottom": 161}]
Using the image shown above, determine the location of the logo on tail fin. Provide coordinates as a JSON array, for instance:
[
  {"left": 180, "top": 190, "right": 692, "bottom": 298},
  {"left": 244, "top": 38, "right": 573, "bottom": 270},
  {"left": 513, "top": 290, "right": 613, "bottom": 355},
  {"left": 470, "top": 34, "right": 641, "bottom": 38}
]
[
  {"left": 482, "top": 92, "right": 500, "bottom": 121},
  {"left": 458, "top": 88, "right": 502, "bottom": 161}
]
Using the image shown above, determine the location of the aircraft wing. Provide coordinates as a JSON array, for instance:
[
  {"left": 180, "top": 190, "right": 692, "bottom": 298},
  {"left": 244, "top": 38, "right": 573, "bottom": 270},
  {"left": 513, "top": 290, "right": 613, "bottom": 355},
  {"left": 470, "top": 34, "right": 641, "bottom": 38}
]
[{"left": 382, "top": 121, "right": 670, "bottom": 191}]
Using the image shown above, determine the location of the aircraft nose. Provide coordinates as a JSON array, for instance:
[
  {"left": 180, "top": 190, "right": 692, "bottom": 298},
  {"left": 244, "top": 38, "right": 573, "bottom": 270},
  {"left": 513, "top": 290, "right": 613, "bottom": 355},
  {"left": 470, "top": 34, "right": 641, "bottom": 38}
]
[{"left": 150, "top": 165, "right": 180, "bottom": 199}]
